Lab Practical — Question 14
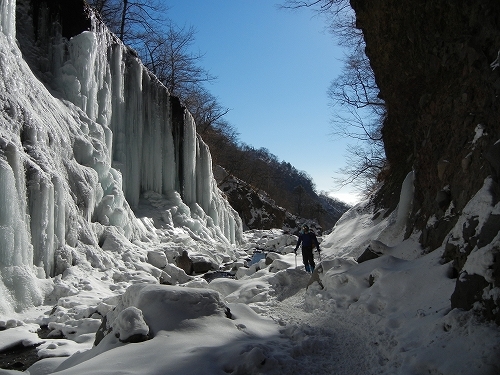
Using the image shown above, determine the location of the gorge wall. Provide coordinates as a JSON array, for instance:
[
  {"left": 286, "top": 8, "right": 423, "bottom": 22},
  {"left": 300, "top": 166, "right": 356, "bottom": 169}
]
[
  {"left": 0, "top": 0, "right": 242, "bottom": 312},
  {"left": 350, "top": 0, "right": 500, "bottom": 323}
]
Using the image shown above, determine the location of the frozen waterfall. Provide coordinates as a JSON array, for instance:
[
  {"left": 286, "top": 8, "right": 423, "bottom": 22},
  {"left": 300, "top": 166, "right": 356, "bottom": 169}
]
[{"left": 0, "top": 0, "right": 242, "bottom": 313}]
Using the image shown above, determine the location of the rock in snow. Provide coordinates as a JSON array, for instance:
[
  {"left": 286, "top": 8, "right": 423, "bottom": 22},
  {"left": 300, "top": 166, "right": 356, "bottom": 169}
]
[{"left": 0, "top": 1, "right": 498, "bottom": 375}]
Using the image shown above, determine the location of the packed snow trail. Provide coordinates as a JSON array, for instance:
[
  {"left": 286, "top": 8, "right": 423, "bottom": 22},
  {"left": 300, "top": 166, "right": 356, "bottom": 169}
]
[{"left": 246, "top": 270, "right": 387, "bottom": 375}]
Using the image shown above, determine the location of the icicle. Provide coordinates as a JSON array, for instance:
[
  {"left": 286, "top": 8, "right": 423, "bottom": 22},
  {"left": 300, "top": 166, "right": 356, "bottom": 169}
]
[
  {"left": 162, "top": 91, "right": 176, "bottom": 194},
  {"left": 0, "top": 154, "right": 32, "bottom": 268},
  {"left": 53, "top": 175, "right": 66, "bottom": 251},
  {"left": 183, "top": 112, "right": 197, "bottom": 206},
  {"left": 122, "top": 55, "right": 143, "bottom": 207},
  {"left": 27, "top": 168, "right": 55, "bottom": 277},
  {"left": 0, "top": 0, "right": 15, "bottom": 40},
  {"left": 196, "top": 136, "right": 212, "bottom": 214},
  {"left": 0, "top": 149, "right": 48, "bottom": 304},
  {"left": 109, "top": 44, "right": 125, "bottom": 168},
  {"left": 395, "top": 170, "right": 415, "bottom": 229},
  {"left": 141, "top": 72, "right": 165, "bottom": 193}
]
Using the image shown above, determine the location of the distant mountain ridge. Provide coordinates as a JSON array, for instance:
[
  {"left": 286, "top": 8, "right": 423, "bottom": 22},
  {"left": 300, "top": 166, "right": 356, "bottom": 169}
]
[{"left": 215, "top": 166, "right": 349, "bottom": 234}]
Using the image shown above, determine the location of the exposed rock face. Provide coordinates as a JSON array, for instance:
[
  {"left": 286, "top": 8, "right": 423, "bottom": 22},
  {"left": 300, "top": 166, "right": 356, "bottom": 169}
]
[
  {"left": 214, "top": 166, "right": 349, "bottom": 233},
  {"left": 350, "top": 0, "right": 500, "bottom": 323},
  {"left": 222, "top": 182, "right": 295, "bottom": 230},
  {"left": 215, "top": 168, "right": 306, "bottom": 231}
]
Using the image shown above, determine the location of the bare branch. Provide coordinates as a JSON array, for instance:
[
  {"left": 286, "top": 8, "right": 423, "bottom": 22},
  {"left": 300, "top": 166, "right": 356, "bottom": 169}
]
[{"left": 280, "top": 0, "right": 388, "bottom": 192}]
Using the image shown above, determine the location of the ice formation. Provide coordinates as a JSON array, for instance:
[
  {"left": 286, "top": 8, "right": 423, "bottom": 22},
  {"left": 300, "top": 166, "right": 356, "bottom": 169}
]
[{"left": 0, "top": 0, "right": 242, "bottom": 312}]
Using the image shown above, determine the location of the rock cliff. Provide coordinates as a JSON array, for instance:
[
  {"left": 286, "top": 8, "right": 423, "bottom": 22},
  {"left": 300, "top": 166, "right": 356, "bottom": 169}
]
[{"left": 350, "top": 0, "right": 500, "bottom": 323}]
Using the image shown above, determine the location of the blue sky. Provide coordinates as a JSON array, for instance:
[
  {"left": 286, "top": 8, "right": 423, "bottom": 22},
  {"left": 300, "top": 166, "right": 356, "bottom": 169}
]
[{"left": 166, "top": 1, "right": 359, "bottom": 204}]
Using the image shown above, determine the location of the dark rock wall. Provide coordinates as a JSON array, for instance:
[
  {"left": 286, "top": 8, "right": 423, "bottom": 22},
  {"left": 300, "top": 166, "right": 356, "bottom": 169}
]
[
  {"left": 30, "top": 0, "right": 91, "bottom": 39},
  {"left": 351, "top": 0, "right": 500, "bottom": 244},
  {"left": 350, "top": 0, "right": 500, "bottom": 322}
]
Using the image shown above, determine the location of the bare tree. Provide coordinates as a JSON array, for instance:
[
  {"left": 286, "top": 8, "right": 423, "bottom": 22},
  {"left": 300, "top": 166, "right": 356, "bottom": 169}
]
[
  {"left": 90, "top": 0, "right": 122, "bottom": 33},
  {"left": 139, "top": 24, "right": 216, "bottom": 99},
  {"left": 282, "top": 0, "right": 387, "bottom": 195},
  {"left": 335, "top": 142, "right": 386, "bottom": 194},
  {"left": 202, "top": 119, "right": 241, "bottom": 176},
  {"left": 329, "top": 49, "right": 384, "bottom": 117},
  {"left": 327, "top": 37, "right": 386, "bottom": 194},
  {"left": 184, "top": 86, "right": 230, "bottom": 134},
  {"left": 89, "top": 1, "right": 224, "bottom": 137},
  {"left": 137, "top": 25, "right": 231, "bottom": 151},
  {"left": 280, "top": 0, "right": 350, "bottom": 15},
  {"left": 87, "top": 0, "right": 166, "bottom": 45}
]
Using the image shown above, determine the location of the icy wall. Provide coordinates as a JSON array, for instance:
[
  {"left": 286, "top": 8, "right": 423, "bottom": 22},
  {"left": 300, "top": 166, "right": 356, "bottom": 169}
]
[{"left": 0, "top": 0, "right": 241, "bottom": 311}]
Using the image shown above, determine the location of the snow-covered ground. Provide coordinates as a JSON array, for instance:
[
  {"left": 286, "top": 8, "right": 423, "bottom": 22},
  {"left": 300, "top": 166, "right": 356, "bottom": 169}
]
[
  {"left": 1, "top": 194, "right": 499, "bottom": 375},
  {"left": 0, "top": 1, "right": 499, "bottom": 374}
]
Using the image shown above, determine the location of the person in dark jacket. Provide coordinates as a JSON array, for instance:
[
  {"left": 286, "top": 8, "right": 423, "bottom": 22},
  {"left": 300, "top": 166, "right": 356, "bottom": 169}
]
[{"left": 294, "top": 225, "right": 320, "bottom": 273}]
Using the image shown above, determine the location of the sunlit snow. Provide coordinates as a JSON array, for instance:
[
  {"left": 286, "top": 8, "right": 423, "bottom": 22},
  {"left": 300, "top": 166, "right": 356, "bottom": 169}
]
[{"left": 0, "top": 1, "right": 499, "bottom": 375}]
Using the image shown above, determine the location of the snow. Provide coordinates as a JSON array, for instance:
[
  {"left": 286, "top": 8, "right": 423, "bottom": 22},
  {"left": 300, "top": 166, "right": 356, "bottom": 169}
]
[
  {"left": 0, "top": 1, "right": 499, "bottom": 375},
  {"left": 1, "top": 198, "right": 499, "bottom": 374},
  {"left": 473, "top": 124, "right": 487, "bottom": 144},
  {"left": 491, "top": 50, "right": 500, "bottom": 70}
]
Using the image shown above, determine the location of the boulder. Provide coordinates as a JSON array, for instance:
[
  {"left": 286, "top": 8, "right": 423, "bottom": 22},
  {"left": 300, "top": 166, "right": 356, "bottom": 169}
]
[
  {"left": 112, "top": 306, "right": 150, "bottom": 343},
  {"left": 175, "top": 251, "right": 194, "bottom": 275},
  {"left": 159, "top": 264, "right": 192, "bottom": 285},
  {"left": 192, "top": 258, "right": 215, "bottom": 274},
  {"left": 147, "top": 250, "right": 167, "bottom": 269}
]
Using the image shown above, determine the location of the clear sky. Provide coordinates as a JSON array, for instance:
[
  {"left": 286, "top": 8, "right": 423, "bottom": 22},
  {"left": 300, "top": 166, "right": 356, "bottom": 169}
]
[{"left": 166, "top": 1, "right": 360, "bottom": 205}]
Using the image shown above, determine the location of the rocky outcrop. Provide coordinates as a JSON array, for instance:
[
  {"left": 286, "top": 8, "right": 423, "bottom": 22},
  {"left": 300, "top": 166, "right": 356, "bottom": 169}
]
[
  {"left": 350, "top": 0, "right": 500, "bottom": 323},
  {"left": 215, "top": 168, "right": 307, "bottom": 231},
  {"left": 222, "top": 182, "right": 296, "bottom": 230}
]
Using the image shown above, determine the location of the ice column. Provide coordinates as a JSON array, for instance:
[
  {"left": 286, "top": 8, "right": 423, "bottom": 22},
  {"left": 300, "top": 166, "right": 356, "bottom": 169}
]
[
  {"left": 53, "top": 176, "right": 66, "bottom": 256},
  {"left": 122, "top": 56, "right": 143, "bottom": 207},
  {"left": 67, "top": 24, "right": 113, "bottom": 125},
  {"left": 161, "top": 95, "right": 176, "bottom": 194},
  {"left": 106, "top": 45, "right": 144, "bottom": 207},
  {"left": 182, "top": 112, "right": 197, "bottom": 206},
  {"left": 0, "top": 0, "right": 15, "bottom": 40},
  {"left": 141, "top": 73, "right": 164, "bottom": 194},
  {"left": 0, "top": 150, "right": 32, "bottom": 268},
  {"left": 140, "top": 72, "right": 176, "bottom": 195},
  {"left": 109, "top": 44, "right": 125, "bottom": 168},
  {"left": 0, "top": 149, "right": 47, "bottom": 313},
  {"left": 395, "top": 170, "right": 415, "bottom": 229},
  {"left": 27, "top": 168, "right": 56, "bottom": 276},
  {"left": 196, "top": 136, "right": 213, "bottom": 214}
]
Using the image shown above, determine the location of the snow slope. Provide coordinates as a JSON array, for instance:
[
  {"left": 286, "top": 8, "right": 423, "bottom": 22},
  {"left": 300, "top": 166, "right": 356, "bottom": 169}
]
[
  {"left": 0, "top": 1, "right": 499, "bottom": 375},
  {"left": 1, "top": 199, "right": 499, "bottom": 374}
]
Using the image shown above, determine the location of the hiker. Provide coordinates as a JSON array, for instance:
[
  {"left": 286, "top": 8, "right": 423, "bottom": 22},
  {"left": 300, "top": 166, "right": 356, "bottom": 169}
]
[{"left": 294, "top": 225, "right": 320, "bottom": 273}]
